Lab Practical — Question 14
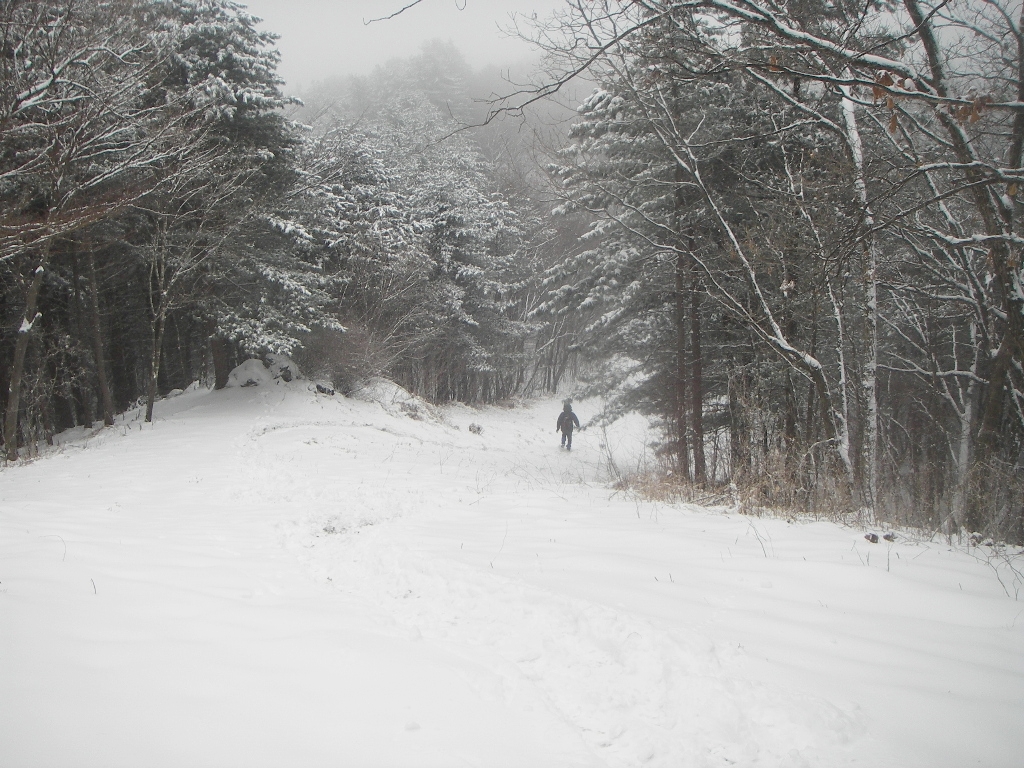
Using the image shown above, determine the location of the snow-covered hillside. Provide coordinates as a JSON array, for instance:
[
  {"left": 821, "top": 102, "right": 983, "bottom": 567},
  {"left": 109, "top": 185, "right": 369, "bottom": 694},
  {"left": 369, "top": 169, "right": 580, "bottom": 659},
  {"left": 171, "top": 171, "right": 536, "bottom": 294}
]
[{"left": 1, "top": 379, "right": 1022, "bottom": 767}]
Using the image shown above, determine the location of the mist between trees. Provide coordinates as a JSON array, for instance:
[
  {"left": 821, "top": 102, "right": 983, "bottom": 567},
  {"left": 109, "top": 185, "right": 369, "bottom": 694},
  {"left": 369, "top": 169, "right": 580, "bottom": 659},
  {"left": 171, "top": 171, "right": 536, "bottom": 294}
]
[{"left": 2, "top": 0, "right": 1023, "bottom": 544}]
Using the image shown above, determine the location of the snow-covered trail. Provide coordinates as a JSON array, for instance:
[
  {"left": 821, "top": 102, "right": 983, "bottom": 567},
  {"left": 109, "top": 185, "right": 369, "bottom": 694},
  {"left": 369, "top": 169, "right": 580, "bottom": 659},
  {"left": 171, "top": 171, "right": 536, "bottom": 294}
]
[{"left": 1, "top": 382, "right": 1022, "bottom": 768}]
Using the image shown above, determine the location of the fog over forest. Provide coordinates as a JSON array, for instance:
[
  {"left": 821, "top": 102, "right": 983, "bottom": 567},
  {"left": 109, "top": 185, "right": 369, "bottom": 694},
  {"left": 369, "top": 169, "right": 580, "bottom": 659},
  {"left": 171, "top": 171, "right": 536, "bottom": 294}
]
[{"left": 241, "top": 0, "right": 568, "bottom": 90}]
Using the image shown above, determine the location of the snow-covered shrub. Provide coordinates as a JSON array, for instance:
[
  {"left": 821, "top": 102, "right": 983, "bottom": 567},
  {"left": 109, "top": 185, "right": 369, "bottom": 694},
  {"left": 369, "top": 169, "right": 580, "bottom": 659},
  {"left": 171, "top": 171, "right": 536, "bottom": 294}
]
[
  {"left": 351, "top": 377, "right": 438, "bottom": 421},
  {"left": 291, "top": 327, "right": 387, "bottom": 396}
]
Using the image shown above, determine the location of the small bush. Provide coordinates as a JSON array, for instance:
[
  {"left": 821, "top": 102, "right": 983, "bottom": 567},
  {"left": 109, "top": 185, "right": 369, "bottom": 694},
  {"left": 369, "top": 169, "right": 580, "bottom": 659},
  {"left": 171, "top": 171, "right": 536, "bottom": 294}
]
[{"left": 292, "top": 325, "right": 389, "bottom": 396}]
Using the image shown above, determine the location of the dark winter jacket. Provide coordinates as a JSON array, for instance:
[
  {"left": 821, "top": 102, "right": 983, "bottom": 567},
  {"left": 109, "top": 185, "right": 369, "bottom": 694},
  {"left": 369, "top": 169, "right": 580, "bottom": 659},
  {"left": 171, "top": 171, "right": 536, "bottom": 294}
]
[{"left": 556, "top": 408, "right": 580, "bottom": 434}]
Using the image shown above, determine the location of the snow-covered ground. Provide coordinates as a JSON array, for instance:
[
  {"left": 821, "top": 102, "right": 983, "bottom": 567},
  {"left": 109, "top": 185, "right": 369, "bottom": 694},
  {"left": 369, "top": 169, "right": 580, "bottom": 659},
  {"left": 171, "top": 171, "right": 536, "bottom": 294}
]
[{"left": 2, "top": 378, "right": 1022, "bottom": 768}]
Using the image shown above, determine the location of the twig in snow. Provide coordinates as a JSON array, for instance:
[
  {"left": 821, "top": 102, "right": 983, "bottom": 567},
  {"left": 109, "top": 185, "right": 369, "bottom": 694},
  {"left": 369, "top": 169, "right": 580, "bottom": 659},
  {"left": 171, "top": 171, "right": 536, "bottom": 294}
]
[
  {"left": 490, "top": 521, "right": 509, "bottom": 569},
  {"left": 747, "top": 521, "right": 769, "bottom": 558},
  {"left": 600, "top": 424, "right": 620, "bottom": 482},
  {"left": 851, "top": 543, "right": 866, "bottom": 566},
  {"left": 962, "top": 543, "right": 1024, "bottom": 600},
  {"left": 41, "top": 534, "right": 66, "bottom": 561}
]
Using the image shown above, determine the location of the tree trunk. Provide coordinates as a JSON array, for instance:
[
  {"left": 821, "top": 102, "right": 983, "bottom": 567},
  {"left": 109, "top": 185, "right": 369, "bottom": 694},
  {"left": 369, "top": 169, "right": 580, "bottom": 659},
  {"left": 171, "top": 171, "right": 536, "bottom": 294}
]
[
  {"left": 804, "top": 304, "right": 819, "bottom": 447},
  {"left": 784, "top": 369, "right": 798, "bottom": 475},
  {"left": 840, "top": 80, "right": 879, "bottom": 518},
  {"left": 690, "top": 261, "right": 706, "bottom": 484},
  {"left": 729, "top": 369, "right": 750, "bottom": 484},
  {"left": 823, "top": 277, "right": 857, "bottom": 489},
  {"left": 69, "top": 248, "right": 83, "bottom": 428},
  {"left": 675, "top": 248, "right": 692, "bottom": 480},
  {"left": 4, "top": 245, "right": 50, "bottom": 461},
  {"left": 86, "top": 247, "right": 115, "bottom": 426},
  {"left": 210, "top": 330, "right": 232, "bottom": 390},
  {"left": 145, "top": 311, "right": 166, "bottom": 423}
]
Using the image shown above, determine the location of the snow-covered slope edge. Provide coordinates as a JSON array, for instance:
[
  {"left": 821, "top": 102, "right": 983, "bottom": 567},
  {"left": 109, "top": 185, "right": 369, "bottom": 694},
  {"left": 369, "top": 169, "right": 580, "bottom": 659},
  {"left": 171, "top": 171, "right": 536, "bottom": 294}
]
[{"left": 1, "top": 381, "right": 1022, "bottom": 768}]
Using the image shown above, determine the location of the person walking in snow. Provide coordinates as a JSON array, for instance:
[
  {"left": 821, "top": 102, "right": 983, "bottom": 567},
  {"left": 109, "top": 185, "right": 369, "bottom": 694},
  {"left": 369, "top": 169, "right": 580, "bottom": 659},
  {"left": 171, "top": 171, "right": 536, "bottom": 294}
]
[{"left": 556, "top": 401, "right": 581, "bottom": 450}]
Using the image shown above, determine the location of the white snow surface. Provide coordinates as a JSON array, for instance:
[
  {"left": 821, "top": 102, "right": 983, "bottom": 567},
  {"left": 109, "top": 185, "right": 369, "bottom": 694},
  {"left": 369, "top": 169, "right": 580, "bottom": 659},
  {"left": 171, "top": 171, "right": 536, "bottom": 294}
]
[{"left": 2, "top": 382, "right": 1022, "bottom": 768}]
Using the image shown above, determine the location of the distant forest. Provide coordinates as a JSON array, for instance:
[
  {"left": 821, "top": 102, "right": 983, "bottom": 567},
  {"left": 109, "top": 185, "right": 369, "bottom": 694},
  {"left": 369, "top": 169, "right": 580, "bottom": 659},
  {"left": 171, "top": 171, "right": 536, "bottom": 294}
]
[{"left": 3, "top": 0, "right": 1023, "bottom": 543}]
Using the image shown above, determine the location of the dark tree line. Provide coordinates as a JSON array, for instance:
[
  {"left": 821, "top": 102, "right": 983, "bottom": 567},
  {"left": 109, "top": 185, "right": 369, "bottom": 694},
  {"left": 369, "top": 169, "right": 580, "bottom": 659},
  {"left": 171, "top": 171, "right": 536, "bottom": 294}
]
[{"left": 1, "top": 0, "right": 301, "bottom": 459}]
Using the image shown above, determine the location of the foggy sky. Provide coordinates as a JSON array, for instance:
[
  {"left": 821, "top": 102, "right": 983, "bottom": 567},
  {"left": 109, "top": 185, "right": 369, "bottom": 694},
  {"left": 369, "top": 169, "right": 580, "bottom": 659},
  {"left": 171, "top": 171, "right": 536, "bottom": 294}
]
[{"left": 239, "top": 0, "right": 567, "bottom": 92}]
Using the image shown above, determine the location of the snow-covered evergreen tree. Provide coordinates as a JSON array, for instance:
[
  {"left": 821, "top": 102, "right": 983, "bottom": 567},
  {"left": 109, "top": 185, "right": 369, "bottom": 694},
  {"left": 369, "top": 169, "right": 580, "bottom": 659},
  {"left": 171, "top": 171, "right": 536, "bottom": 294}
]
[
  {"left": 542, "top": 11, "right": 868, "bottom": 496},
  {"left": 293, "top": 47, "right": 533, "bottom": 402}
]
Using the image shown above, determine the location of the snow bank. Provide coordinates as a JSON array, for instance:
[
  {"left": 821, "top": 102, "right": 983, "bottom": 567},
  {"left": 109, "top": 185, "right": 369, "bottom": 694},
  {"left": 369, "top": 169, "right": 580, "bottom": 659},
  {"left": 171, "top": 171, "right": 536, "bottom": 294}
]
[{"left": 350, "top": 376, "right": 438, "bottom": 421}]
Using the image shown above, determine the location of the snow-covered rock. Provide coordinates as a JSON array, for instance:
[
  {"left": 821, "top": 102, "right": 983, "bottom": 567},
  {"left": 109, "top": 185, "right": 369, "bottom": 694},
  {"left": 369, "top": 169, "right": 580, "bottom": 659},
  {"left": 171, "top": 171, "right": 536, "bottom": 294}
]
[
  {"left": 226, "top": 355, "right": 302, "bottom": 388},
  {"left": 265, "top": 353, "right": 301, "bottom": 382},
  {"left": 226, "top": 358, "right": 276, "bottom": 388}
]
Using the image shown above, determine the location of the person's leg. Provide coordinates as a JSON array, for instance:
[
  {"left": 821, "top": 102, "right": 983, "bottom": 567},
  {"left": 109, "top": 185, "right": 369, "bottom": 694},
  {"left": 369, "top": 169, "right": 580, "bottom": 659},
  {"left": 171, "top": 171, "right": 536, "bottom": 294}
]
[
  {"left": 566, "top": 431, "right": 572, "bottom": 449},
  {"left": 561, "top": 431, "right": 566, "bottom": 447}
]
